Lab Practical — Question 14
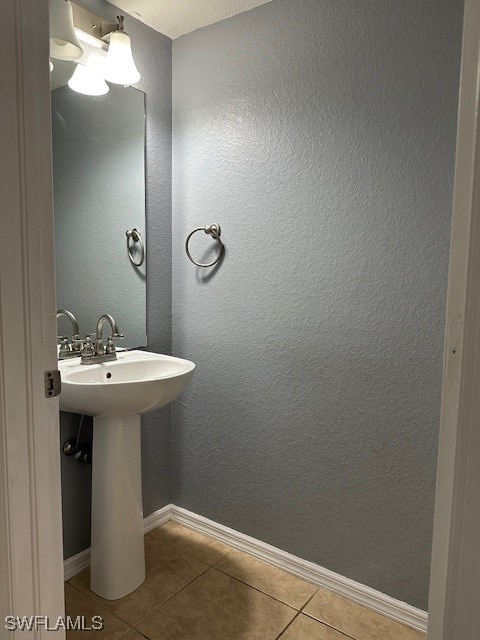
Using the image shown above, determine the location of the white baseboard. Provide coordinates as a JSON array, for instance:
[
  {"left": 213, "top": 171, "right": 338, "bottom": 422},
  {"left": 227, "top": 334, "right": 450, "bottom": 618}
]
[
  {"left": 64, "top": 503, "right": 428, "bottom": 633},
  {"left": 143, "top": 503, "right": 171, "bottom": 534},
  {"left": 64, "top": 548, "right": 91, "bottom": 582}
]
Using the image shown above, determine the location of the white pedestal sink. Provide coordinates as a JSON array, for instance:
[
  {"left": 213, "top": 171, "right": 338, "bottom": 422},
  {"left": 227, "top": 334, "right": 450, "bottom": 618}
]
[{"left": 58, "top": 350, "right": 195, "bottom": 600}]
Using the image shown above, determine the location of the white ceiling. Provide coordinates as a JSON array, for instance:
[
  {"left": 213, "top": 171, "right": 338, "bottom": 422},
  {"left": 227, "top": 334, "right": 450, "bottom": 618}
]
[{"left": 107, "top": 0, "right": 273, "bottom": 39}]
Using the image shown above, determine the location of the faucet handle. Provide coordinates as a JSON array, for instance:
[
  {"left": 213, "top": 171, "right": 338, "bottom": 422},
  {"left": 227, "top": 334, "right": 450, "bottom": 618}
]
[
  {"left": 71, "top": 335, "right": 84, "bottom": 352},
  {"left": 105, "top": 336, "right": 116, "bottom": 354},
  {"left": 80, "top": 335, "right": 96, "bottom": 365},
  {"left": 106, "top": 332, "right": 124, "bottom": 355},
  {"left": 82, "top": 335, "right": 94, "bottom": 356},
  {"left": 58, "top": 336, "right": 70, "bottom": 358}
]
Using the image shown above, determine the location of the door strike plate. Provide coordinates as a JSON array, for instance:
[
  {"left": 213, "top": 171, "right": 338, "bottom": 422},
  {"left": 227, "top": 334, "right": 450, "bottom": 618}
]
[{"left": 44, "top": 370, "right": 61, "bottom": 398}]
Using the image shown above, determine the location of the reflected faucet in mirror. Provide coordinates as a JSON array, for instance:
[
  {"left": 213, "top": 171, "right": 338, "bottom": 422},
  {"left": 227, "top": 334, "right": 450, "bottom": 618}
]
[{"left": 57, "top": 309, "right": 83, "bottom": 359}]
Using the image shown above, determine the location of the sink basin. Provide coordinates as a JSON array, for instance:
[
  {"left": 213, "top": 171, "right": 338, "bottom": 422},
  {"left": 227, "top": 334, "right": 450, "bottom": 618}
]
[
  {"left": 59, "top": 350, "right": 195, "bottom": 416},
  {"left": 58, "top": 349, "right": 195, "bottom": 601}
]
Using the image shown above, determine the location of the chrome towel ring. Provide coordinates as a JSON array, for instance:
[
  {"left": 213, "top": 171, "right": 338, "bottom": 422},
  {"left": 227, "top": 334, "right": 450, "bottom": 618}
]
[
  {"left": 185, "top": 223, "right": 225, "bottom": 268},
  {"left": 126, "top": 228, "right": 145, "bottom": 267}
]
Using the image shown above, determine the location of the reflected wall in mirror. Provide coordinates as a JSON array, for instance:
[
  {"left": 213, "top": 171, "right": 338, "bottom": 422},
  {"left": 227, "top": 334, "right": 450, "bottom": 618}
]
[{"left": 52, "top": 84, "right": 146, "bottom": 349}]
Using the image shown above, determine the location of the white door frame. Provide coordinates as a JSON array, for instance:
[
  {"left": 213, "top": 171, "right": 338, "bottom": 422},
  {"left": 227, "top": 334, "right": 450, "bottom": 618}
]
[
  {"left": 428, "top": 0, "right": 480, "bottom": 637},
  {"left": 0, "top": 0, "right": 65, "bottom": 637},
  {"left": 0, "top": 0, "right": 479, "bottom": 638}
]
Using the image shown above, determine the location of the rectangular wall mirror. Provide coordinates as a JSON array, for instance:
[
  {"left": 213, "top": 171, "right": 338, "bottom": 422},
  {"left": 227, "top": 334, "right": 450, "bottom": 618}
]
[{"left": 51, "top": 84, "right": 147, "bottom": 349}]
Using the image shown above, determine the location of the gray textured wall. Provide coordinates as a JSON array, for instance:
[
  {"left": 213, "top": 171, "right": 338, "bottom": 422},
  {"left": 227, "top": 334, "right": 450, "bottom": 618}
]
[
  {"left": 171, "top": 0, "right": 463, "bottom": 609},
  {"left": 59, "top": 0, "right": 172, "bottom": 559}
]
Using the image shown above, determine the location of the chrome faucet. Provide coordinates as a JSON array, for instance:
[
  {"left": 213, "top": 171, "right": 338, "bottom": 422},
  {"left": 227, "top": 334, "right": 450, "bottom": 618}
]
[
  {"left": 57, "top": 309, "right": 83, "bottom": 359},
  {"left": 80, "top": 314, "right": 123, "bottom": 365}
]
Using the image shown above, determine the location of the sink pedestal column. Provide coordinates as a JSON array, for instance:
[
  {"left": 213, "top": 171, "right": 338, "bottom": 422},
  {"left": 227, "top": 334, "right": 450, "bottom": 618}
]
[{"left": 90, "top": 414, "right": 145, "bottom": 600}]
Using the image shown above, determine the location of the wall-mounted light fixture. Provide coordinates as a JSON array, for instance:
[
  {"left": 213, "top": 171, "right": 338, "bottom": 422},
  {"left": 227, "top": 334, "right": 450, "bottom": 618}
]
[
  {"left": 49, "top": 0, "right": 84, "bottom": 61},
  {"left": 50, "top": 3, "right": 141, "bottom": 95},
  {"left": 104, "top": 17, "right": 141, "bottom": 86}
]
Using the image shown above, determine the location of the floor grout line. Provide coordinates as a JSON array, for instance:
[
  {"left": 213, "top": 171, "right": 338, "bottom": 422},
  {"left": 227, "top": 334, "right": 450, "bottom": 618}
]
[
  {"left": 132, "top": 565, "right": 301, "bottom": 636},
  {"left": 212, "top": 563, "right": 316, "bottom": 611},
  {"left": 127, "top": 628, "right": 150, "bottom": 640},
  {"left": 207, "top": 566, "right": 299, "bottom": 611},
  {"left": 303, "top": 589, "right": 320, "bottom": 608},
  {"left": 132, "top": 566, "right": 300, "bottom": 640},
  {"left": 300, "top": 609, "right": 360, "bottom": 640},
  {"left": 66, "top": 580, "right": 140, "bottom": 634},
  {"left": 65, "top": 581, "right": 84, "bottom": 595},
  {"left": 132, "top": 565, "right": 212, "bottom": 630},
  {"left": 274, "top": 590, "right": 320, "bottom": 639},
  {"left": 211, "top": 548, "right": 233, "bottom": 564},
  {"left": 67, "top": 568, "right": 212, "bottom": 637},
  {"left": 274, "top": 609, "right": 303, "bottom": 639},
  {"left": 146, "top": 528, "right": 232, "bottom": 568}
]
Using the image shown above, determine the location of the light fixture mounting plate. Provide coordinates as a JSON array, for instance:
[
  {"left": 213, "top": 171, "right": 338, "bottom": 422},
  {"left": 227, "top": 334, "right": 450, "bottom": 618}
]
[{"left": 71, "top": 2, "right": 116, "bottom": 43}]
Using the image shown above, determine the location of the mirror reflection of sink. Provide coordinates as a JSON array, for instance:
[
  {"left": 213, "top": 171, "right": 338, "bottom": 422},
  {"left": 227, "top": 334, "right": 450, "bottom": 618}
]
[
  {"left": 58, "top": 350, "right": 195, "bottom": 601},
  {"left": 59, "top": 350, "right": 195, "bottom": 417}
]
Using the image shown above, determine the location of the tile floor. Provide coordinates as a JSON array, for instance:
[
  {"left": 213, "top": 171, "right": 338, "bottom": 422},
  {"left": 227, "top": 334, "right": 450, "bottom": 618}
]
[{"left": 66, "top": 521, "right": 426, "bottom": 640}]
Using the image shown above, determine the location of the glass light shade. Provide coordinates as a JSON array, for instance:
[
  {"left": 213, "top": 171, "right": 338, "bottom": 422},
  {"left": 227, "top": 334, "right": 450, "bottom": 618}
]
[
  {"left": 49, "top": 0, "right": 83, "bottom": 61},
  {"left": 68, "top": 64, "right": 109, "bottom": 96},
  {"left": 49, "top": 59, "right": 54, "bottom": 73},
  {"left": 104, "top": 31, "right": 141, "bottom": 86}
]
